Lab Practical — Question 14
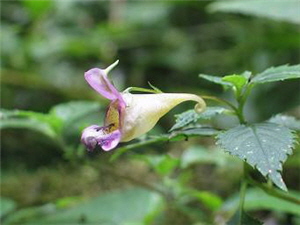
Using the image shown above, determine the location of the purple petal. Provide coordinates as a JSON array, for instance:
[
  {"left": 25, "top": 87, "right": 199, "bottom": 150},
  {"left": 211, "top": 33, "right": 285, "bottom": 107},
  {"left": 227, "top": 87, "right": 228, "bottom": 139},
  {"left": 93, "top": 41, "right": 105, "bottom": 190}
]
[
  {"left": 84, "top": 68, "right": 121, "bottom": 101},
  {"left": 81, "top": 125, "right": 121, "bottom": 151}
]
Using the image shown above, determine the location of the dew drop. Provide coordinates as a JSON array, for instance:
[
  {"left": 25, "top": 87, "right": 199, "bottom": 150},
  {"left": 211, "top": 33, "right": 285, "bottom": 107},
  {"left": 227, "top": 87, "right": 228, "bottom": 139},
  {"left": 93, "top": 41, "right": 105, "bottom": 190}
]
[{"left": 268, "top": 169, "right": 272, "bottom": 174}]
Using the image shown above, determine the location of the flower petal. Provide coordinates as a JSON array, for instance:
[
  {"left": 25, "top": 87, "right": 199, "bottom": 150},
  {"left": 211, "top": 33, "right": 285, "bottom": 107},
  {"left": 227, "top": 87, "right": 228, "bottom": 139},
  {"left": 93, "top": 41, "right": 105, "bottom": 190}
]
[
  {"left": 84, "top": 67, "right": 120, "bottom": 101},
  {"left": 120, "top": 93, "right": 206, "bottom": 142},
  {"left": 81, "top": 125, "right": 121, "bottom": 151}
]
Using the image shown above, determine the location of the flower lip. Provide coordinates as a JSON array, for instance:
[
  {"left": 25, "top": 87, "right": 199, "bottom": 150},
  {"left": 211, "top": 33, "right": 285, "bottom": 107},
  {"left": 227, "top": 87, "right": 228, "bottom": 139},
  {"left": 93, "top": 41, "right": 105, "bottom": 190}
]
[{"left": 81, "top": 125, "right": 121, "bottom": 151}]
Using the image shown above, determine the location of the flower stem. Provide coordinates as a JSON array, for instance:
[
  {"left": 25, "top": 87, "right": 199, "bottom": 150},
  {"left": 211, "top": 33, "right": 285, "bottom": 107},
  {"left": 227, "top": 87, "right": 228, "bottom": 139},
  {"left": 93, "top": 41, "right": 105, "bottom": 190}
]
[
  {"left": 238, "top": 163, "right": 248, "bottom": 214},
  {"left": 246, "top": 176, "right": 300, "bottom": 205},
  {"left": 202, "top": 95, "right": 238, "bottom": 112}
]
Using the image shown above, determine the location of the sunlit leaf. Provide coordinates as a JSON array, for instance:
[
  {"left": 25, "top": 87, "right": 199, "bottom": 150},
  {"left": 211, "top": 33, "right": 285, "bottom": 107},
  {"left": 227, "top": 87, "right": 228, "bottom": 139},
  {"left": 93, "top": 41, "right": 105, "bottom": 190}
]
[
  {"left": 208, "top": 0, "right": 300, "bottom": 24},
  {"left": 268, "top": 114, "right": 300, "bottom": 131},
  {"left": 170, "top": 107, "right": 228, "bottom": 131},
  {"left": 222, "top": 74, "right": 247, "bottom": 93},
  {"left": 216, "top": 123, "right": 296, "bottom": 191},
  {"left": 251, "top": 64, "right": 300, "bottom": 84}
]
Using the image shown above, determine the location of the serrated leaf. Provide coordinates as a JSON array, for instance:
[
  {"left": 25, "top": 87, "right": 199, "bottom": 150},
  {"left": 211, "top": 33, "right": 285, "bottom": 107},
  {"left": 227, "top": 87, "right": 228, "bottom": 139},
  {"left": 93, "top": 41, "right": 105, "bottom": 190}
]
[
  {"left": 268, "top": 114, "right": 300, "bottom": 131},
  {"left": 222, "top": 74, "right": 247, "bottom": 92},
  {"left": 208, "top": 0, "right": 300, "bottom": 24},
  {"left": 216, "top": 122, "right": 295, "bottom": 191},
  {"left": 251, "top": 64, "right": 300, "bottom": 84},
  {"left": 227, "top": 210, "right": 262, "bottom": 225},
  {"left": 170, "top": 107, "right": 228, "bottom": 131},
  {"left": 199, "top": 74, "right": 232, "bottom": 87}
]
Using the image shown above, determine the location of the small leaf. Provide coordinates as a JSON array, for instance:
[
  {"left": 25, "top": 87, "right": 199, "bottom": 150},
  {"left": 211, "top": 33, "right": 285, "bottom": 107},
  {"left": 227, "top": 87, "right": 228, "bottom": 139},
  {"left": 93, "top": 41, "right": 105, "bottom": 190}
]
[
  {"left": 227, "top": 210, "right": 262, "bottom": 225},
  {"left": 222, "top": 74, "right": 247, "bottom": 92},
  {"left": 199, "top": 74, "right": 232, "bottom": 87},
  {"left": 251, "top": 64, "right": 300, "bottom": 84},
  {"left": 170, "top": 126, "right": 219, "bottom": 141},
  {"left": 170, "top": 107, "right": 228, "bottom": 131},
  {"left": 241, "top": 71, "right": 252, "bottom": 80},
  {"left": 268, "top": 114, "right": 300, "bottom": 131},
  {"left": 216, "top": 123, "right": 296, "bottom": 191}
]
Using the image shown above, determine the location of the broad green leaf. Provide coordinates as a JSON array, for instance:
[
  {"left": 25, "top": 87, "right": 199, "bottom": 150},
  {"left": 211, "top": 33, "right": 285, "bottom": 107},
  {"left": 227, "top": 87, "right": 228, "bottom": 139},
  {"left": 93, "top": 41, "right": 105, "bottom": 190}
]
[
  {"left": 49, "top": 101, "right": 101, "bottom": 124},
  {"left": 268, "top": 114, "right": 300, "bottom": 131},
  {"left": 0, "top": 197, "right": 16, "bottom": 218},
  {"left": 170, "top": 107, "right": 228, "bottom": 131},
  {"left": 180, "top": 145, "right": 235, "bottom": 169},
  {"left": 208, "top": 0, "right": 300, "bottom": 24},
  {"left": 199, "top": 74, "right": 232, "bottom": 87},
  {"left": 222, "top": 74, "right": 247, "bottom": 92},
  {"left": 222, "top": 188, "right": 300, "bottom": 216},
  {"left": 216, "top": 123, "right": 296, "bottom": 191},
  {"left": 0, "top": 109, "right": 58, "bottom": 138},
  {"left": 0, "top": 118, "right": 57, "bottom": 138},
  {"left": 18, "top": 188, "right": 161, "bottom": 225},
  {"left": 227, "top": 210, "right": 262, "bottom": 225},
  {"left": 251, "top": 64, "right": 300, "bottom": 84}
]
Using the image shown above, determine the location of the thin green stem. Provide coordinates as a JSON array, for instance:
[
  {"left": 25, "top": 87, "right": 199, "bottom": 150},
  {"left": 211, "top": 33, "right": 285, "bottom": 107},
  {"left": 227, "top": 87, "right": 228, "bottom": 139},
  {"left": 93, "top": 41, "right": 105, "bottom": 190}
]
[
  {"left": 123, "top": 86, "right": 161, "bottom": 94},
  {"left": 202, "top": 95, "right": 238, "bottom": 112},
  {"left": 247, "top": 176, "right": 300, "bottom": 205},
  {"left": 238, "top": 162, "right": 248, "bottom": 213}
]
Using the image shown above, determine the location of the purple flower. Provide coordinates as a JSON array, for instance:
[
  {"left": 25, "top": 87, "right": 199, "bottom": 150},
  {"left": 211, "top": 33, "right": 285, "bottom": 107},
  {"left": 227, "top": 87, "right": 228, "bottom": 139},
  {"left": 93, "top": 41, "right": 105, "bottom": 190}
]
[{"left": 81, "top": 61, "right": 206, "bottom": 151}]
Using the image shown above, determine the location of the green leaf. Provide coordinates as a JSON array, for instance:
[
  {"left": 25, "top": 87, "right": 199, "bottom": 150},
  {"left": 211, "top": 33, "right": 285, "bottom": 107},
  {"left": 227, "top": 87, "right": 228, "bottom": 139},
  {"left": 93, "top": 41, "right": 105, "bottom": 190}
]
[
  {"left": 180, "top": 145, "right": 235, "bottom": 169},
  {"left": 169, "top": 126, "right": 219, "bottom": 141},
  {"left": 222, "top": 74, "right": 247, "bottom": 93},
  {"left": 226, "top": 210, "right": 262, "bottom": 225},
  {"left": 268, "top": 114, "right": 300, "bottom": 131},
  {"left": 190, "top": 190, "right": 223, "bottom": 211},
  {"left": 251, "top": 64, "right": 300, "bottom": 84},
  {"left": 0, "top": 109, "right": 58, "bottom": 138},
  {"left": 222, "top": 188, "right": 300, "bottom": 216},
  {"left": 208, "top": 0, "right": 300, "bottom": 24},
  {"left": 170, "top": 107, "right": 228, "bottom": 131},
  {"left": 0, "top": 197, "right": 16, "bottom": 218},
  {"left": 199, "top": 74, "right": 232, "bottom": 87},
  {"left": 216, "top": 123, "right": 296, "bottom": 191},
  {"left": 19, "top": 188, "right": 161, "bottom": 225},
  {"left": 49, "top": 101, "right": 101, "bottom": 124}
]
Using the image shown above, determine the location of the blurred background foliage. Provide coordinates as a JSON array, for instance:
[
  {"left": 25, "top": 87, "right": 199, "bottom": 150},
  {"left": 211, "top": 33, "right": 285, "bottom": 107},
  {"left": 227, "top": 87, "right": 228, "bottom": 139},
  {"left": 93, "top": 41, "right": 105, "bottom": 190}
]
[{"left": 1, "top": 0, "right": 300, "bottom": 224}]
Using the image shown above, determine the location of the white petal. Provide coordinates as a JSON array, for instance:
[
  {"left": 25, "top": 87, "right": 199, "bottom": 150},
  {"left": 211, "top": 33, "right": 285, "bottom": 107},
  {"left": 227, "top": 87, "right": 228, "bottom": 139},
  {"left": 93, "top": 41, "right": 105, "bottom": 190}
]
[{"left": 120, "top": 93, "right": 206, "bottom": 142}]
